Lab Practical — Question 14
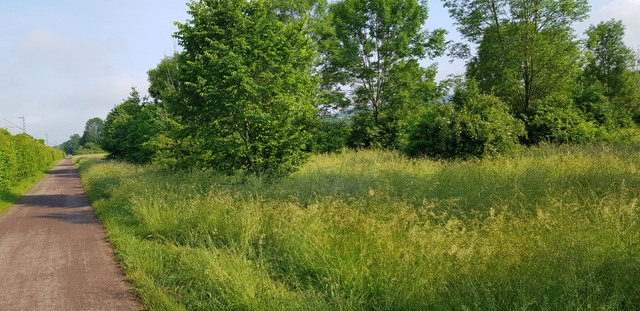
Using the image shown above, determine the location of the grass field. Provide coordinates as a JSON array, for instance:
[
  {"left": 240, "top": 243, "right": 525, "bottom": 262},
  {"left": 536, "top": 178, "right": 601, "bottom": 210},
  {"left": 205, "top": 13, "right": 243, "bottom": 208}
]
[{"left": 76, "top": 144, "right": 640, "bottom": 310}]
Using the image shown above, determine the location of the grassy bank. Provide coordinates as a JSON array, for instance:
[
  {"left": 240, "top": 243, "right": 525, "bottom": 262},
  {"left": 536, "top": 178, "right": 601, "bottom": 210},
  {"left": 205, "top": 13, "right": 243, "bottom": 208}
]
[{"left": 77, "top": 144, "right": 640, "bottom": 310}]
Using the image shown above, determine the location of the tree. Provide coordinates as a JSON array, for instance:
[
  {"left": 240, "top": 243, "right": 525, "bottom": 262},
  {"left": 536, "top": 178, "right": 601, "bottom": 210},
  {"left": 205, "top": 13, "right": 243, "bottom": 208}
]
[
  {"left": 444, "top": 0, "right": 589, "bottom": 114},
  {"left": 101, "top": 88, "right": 165, "bottom": 164},
  {"left": 584, "top": 20, "right": 634, "bottom": 95},
  {"left": 320, "top": 0, "right": 445, "bottom": 147},
  {"left": 59, "top": 134, "right": 81, "bottom": 155},
  {"left": 79, "top": 117, "right": 104, "bottom": 147},
  {"left": 148, "top": 54, "right": 181, "bottom": 107},
  {"left": 583, "top": 19, "right": 640, "bottom": 119},
  {"left": 172, "top": 0, "right": 318, "bottom": 177}
]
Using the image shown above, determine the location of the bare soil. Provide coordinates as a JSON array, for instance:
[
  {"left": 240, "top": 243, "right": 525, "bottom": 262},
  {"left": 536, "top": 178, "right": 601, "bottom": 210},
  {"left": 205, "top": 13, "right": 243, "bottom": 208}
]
[{"left": 0, "top": 158, "right": 140, "bottom": 310}]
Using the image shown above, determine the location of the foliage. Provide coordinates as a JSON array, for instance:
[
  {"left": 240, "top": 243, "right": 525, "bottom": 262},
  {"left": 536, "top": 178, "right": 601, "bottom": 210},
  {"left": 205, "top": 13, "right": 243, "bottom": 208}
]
[
  {"left": 75, "top": 142, "right": 105, "bottom": 155},
  {"left": 584, "top": 20, "right": 636, "bottom": 97},
  {"left": 320, "top": 0, "right": 445, "bottom": 147},
  {"left": 79, "top": 117, "right": 104, "bottom": 147},
  {"left": 147, "top": 54, "right": 181, "bottom": 107},
  {"left": 527, "top": 94, "right": 601, "bottom": 144},
  {"left": 78, "top": 145, "right": 640, "bottom": 310},
  {"left": 172, "top": 0, "right": 318, "bottom": 178},
  {"left": 445, "top": 0, "right": 589, "bottom": 114},
  {"left": 0, "top": 129, "right": 64, "bottom": 191},
  {"left": 101, "top": 89, "right": 166, "bottom": 164},
  {"left": 308, "top": 116, "right": 352, "bottom": 153},
  {"left": 58, "top": 117, "right": 106, "bottom": 156},
  {"left": 583, "top": 19, "right": 640, "bottom": 122},
  {"left": 59, "top": 134, "right": 81, "bottom": 155},
  {"left": 404, "top": 82, "right": 525, "bottom": 159},
  {"left": 574, "top": 81, "right": 635, "bottom": 129}
]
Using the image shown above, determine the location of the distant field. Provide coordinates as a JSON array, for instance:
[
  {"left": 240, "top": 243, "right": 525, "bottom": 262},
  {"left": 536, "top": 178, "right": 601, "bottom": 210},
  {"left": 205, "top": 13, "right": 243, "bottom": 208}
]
[{"left": 76, "top": 144, "right": 640, "bottom": 310}]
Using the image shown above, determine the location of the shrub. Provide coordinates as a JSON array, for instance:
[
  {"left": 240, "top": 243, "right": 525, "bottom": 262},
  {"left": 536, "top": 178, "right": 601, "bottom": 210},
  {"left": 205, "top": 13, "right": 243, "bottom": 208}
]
[
  {"left": 575, "top": 82, "right": 634, "bottom": 129},
  {"left": 404, "top": 92, "right": 525, "bottom": 159},
  {"left": 308, "top": 116, "right": 352, "bottom": 154},
  {"left": 348, "top": 112, "right": 383, "bottom": 149},
  {"left": 527, "top": 95, "right": 601, "bottom": 144}
]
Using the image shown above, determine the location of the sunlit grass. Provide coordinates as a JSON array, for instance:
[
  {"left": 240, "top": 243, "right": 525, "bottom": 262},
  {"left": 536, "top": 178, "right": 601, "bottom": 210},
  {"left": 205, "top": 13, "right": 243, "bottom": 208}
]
[{"left": 77, "top": 144, "right": 640, "bottom": 310}]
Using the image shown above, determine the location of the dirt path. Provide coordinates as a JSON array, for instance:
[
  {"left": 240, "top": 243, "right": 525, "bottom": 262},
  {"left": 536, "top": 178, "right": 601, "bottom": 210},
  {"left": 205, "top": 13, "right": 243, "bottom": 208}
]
[{"left": 0, "top": 158, "right": 140, "bottom": 311}]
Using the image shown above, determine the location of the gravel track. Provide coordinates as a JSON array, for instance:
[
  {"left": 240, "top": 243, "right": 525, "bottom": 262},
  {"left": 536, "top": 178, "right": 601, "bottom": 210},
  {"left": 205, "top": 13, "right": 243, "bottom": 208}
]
[{"left": 0, "top": 158, "right": 140, "bottom": 310}]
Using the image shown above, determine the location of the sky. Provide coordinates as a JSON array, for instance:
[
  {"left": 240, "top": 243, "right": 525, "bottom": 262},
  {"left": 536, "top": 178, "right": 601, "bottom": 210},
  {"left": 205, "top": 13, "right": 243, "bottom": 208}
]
[{"left": 0, "top": 0, "right": 638, "bottom": 146}]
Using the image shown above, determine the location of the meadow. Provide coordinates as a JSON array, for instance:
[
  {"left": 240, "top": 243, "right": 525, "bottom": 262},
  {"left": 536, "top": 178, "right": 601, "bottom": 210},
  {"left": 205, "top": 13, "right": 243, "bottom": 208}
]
[{"left": 76, "top": 144, "right": 640, "bottom": 310}]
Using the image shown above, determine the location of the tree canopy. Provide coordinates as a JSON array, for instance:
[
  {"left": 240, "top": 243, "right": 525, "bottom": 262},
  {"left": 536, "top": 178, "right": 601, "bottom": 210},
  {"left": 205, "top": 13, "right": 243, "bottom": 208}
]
[
  {"left": 319, "top": 0, "right": 445, "bottom": 147},
  {"left": 70, "top": 0, "right": 640, "bottom": 169},
  {"left": 101, "top": 89, "right": 165, "bottom": 164},
  {"left": 172, "top": 0, "right": 318, "bottom": 177},
  {"left": 444, "top": 0, "right": 590, "bottom": 114}
]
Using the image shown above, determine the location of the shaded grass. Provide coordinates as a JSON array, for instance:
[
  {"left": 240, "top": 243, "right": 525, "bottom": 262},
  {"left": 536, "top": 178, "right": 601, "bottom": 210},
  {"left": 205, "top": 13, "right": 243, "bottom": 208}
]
[
  {"left": 77, "top": 144, "right": 640, "bottom": 310},
  {"left": 0, "top": 165, "right": 59, "bottom": 215}
]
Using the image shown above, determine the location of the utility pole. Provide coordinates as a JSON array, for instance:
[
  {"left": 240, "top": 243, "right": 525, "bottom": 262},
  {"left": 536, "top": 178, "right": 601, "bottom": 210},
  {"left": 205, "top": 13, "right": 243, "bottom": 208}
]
[
  {"left": 45, "top": 133, "right": 49, "bottom": 146},
  {"left": 19, "top": 116, "right": 25, "bottom": 133}
]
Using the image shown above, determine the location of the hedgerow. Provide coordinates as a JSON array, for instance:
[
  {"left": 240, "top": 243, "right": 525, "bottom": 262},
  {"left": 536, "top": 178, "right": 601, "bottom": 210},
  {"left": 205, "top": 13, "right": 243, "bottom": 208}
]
[{"left": 0, "top": 129, "right": 65, "bottom": 191}]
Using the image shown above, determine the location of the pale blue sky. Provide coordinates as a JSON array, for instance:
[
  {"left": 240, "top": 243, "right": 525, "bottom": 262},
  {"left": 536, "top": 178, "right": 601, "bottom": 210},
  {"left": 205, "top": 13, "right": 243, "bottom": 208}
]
[{"left": 0, "top": 0, "right": 637, "bottom": 146}]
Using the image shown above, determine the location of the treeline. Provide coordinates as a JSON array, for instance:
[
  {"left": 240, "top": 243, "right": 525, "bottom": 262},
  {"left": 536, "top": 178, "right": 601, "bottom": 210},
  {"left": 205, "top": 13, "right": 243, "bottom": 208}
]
[
  {"left": 59, "top": 117, "right": 105, "bottom": 155},
  {"left": 64, "top": 0, "right": 640, "bottom": 178},
  {"left": 0, "top": 129, "right": 65, "bottom": 190}
]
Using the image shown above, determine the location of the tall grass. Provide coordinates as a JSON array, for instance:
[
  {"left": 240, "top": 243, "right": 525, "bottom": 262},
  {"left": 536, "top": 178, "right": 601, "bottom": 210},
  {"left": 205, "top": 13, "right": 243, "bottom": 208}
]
[{"left": 77, "top": 144, "right": 640, "bottom": 310}]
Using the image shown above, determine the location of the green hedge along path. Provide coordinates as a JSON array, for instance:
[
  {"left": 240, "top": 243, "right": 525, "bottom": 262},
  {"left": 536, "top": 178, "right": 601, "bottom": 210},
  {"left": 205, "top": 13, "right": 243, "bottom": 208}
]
[{"left": 0, "top": 158, "right": 140, "bottom": 310}]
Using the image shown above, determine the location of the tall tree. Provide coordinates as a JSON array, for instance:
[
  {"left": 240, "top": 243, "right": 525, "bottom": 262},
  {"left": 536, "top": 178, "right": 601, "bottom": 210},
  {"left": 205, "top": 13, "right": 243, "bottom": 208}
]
[
  {"left": 79, "top": 117, "right": 104, "bottom": 147},
  {"left": 173, "top": 0, "right": 318, "bottom": 177},
  {"left": 59, "top": 134, "right": 81, "bottom": 155},
  {"left": 584, "top": 20, "right": 637, "bottom": 99},
  {"left": 101, "top": 89, "right": 165, "bottom": 164},
  {"left": 444, "top": 0, "right": 590, "bottom": 114},
  {"left": 320, "top": 0, "right": 445, "bottom": 146}
]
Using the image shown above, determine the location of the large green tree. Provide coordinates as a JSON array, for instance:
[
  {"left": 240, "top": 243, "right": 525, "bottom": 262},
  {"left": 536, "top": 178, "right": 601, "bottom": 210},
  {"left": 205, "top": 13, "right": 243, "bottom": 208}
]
[
  {"left": 320, "top": 0, "right": 444, "bottom": 147},
  {"left": 444, "top": 0, "right": 590, "bottom": 114},
  {"left": 583, "top": 19, "right": 640, "bottom": 114},
  {"left": 101, "top": 89, "right": 165, "bottom": 164},
  {"left": 584, "top": 20, "right": 634, "bottom": 94},
  {"left": 172, "top": 0, "right": 318, "bottom": 177},
  {"left": 79, "top": 117, "right": 104, "bottom": 147},
  {"left": 59, "top": 134, "right": 81, "bottom": 155}
]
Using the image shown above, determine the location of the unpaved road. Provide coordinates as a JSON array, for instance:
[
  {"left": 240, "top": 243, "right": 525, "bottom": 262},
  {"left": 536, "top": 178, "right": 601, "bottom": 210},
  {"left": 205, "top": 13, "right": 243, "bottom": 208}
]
[{"left": 0, "top": 158, "right": 140, "bottom": 310}]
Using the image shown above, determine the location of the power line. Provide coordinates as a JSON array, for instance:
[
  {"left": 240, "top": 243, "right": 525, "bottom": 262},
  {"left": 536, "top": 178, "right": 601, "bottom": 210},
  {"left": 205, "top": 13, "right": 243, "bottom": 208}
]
[
  {"left": 2, "top": 118, "right": 23, "bottom": 132},
  {"left": 0, "top": 117, "right": 27, "bottom": 135}
]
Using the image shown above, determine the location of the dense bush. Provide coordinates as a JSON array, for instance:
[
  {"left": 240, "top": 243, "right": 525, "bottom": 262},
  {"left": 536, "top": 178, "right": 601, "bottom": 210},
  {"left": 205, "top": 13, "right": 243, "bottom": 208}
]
[
  {"left": 0, "top": 129, "right": 64, "bottom": 190},
  {"left": 404, "top": 88, "right": 525, "bottom": 159},
  {"left": 308, "top": 116, "right": 351, "bottom": 153},
  {"left": 574, "top": 82, "right": 634, "bottom": 129},
  {"left": 527, "top": 95, "right": 601, "bottom": 144}
]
